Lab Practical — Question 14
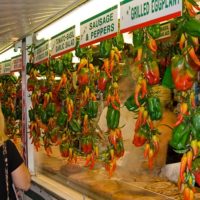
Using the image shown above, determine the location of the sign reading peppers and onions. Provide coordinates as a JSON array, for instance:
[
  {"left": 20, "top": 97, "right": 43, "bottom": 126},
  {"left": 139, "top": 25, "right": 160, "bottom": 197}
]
[
  {"left": 34, "top": 40, "right": 49, "bottom": 64},
  {"left": 120, "top": 0, "right": 182, "bottom": 33},
  {"left": 50, "top": 26, "right": 76, "bottom": 58},
  {"left": 80, "top": 5, "right": 118, "bottom": 48}
]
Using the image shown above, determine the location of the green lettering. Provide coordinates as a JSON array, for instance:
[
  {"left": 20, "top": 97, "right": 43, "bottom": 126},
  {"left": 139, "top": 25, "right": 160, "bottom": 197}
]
[
  {"left": 106, "top": 15, "right": 110, "bottom": 23},
  {"left": 151, "top": 0, "right": 155, "bottom": 13},
  {"left": 131, "top": 6, "right": 138, "bottom": 19},
  {"left": 110, "top": 13, "right": 113, "bottom": 21},
  {"left": 89, "top": 23, "right": 93, "bottom": 30},
  {"left": 91, "top": 31, "right": 94, "bottom": 39},
  {"left": 110, "top": 23, "right": 114, "bottom": 32},
  {"left": 99, "top": 18, "right": 102, "bottom": 26}
]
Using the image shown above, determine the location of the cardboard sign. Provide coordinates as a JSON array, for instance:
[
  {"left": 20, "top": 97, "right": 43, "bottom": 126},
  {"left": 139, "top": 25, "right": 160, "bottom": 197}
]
[
  {"left": 34, "top": 40, "right": 49, "bottom": 64},
  {"left": 11, "top": 55, "right": 22, "bottom": 71},
  {"left": 120, "top": 0, "right": 182, "bottom": 33},
  {"left": 80, "top": 5, "right": 118, "bottom": 47},
  {"left": 158, "top": 23, "right": 171, "bottom": 40},
  {"left": 51, "top": 26, "right": 76, "bottom": 58}
]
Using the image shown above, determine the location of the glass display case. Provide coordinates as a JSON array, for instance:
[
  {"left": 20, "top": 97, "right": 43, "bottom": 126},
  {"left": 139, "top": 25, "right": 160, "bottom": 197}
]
[{"left": 30, "top": 48, "right": 183, "bottom": 199}]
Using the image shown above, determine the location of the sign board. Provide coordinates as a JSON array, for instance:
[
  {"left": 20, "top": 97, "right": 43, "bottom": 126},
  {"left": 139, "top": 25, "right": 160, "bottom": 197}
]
[
  {"left": 11, "top": 55, "right": 22, "bottom": 71},
  {"left": 157, "top": 23, "right": 171, "bottom": 40},
  {"left": 120, "top": 0, "right": 182, "bottom": 33},
  {"left": 34, "top": 40, "right": 49, "bottom": 64},
  {"left": 1, "top": 60, "right": 11, "bottom": 74},
  {"left": 80, "top": 5, "right": 118, "bottom": 47},
  {"left": 0, "top": 63, "right": 3, "bottom": 75},
  {"left": 50, "top": 26, "right": 76, "bottom": 58}
]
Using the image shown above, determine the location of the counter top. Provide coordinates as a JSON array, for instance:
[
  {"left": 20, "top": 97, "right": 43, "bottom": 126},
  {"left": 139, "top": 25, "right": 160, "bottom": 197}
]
[
  {"left": 35, "top": 159, "right": 185, "bottom": 200},
  {"left": 34, "top": 152, "right": 200, "bottom": 200}
]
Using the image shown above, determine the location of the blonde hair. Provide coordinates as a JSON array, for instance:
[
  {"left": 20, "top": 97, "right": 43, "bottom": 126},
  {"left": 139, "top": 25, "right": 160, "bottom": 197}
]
[
  {"left": 151, "top": 85, "right": 172, "bottom": 107},
  {"left": 0, "top": 103, "right": 7, "bottom": 145}
]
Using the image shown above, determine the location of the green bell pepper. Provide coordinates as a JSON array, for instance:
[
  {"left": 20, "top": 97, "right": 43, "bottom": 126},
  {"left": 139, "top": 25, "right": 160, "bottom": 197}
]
[
  {"left": 112, "top": 34, "right": 124, "bottom": 50},
  {"left": 46, "top": 103, "right": 56, "bottom": 118},
  {"left": 124, "top": 94, "right": 146, "bottom": 112},
  {"left": 169, "top": 122, "right": 190, "bottom": 150},
  {"left": 147, "top": 24, "right": 161, "bottom": 39},
  {"left": 147, "top": 97, "right": 162, "bottom": 120},
  {"left": 38, "top": 63, "right": 47, "bottom": 76},
  {"left": 182, "top": 17, "right": 200, "bottom": 37},
  {"left": 41, "top": 109, "right": 48, "bottom": 124},
  {"left": 62, "top": 52, "right": 73, "bottom": 68},
  {"left": 75, "top": 39, "right": 88, "bottom": 58},
  {"left": 69, "top": 119, "right": 81, "bottom": 132},
  {"left": 57, "top": 110, "right": 68, "bottom": 127},
  {"left": 106, "top": 104, "right": 120, "bottom": 129},
  {"left": 132, "top": 29, "right": 144, "bottom": 47},
  {"left": 26, "top": 62, "right": 34, "bottom": 75},
  {"left": 2, "top": 105, "right": 12, "bottom": 118},
  {"left": 86, "top": 100, "right": 98, "bottom": 119},
  {"left": 55, "top": 60, "right": 64, "bottom": 75},
  {"left": 192, "top": 111, "right": 200, "bottom": 139},
  {"left": 100, "top": 39, "right": 112, "bottom": 58},
  {"left": 9, "top": 75, "right": 18, "bottom": 84},
  {"left": 29, "top": 108, "right": 36, "bottom": 121},
  {"left": 36, "top": 104, "right": 43, "bottom": 116}
]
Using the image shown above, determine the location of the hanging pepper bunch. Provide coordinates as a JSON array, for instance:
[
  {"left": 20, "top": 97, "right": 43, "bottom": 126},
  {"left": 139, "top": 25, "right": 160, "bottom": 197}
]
[
  {"left": 124, "top": 24, "right": 163, "bottom": 170},
  {"left": 27, "top": 49, "right": 76, "bottom": 157},
  {"left": 102, "top": 82, "right": 124, "bottom": 176},
  {"left": 129, "top": 91, "right": 162, "bottom": 170},
  {"left": 98, "top": 34, "right": 123, "bottom": 93},
  {"left": 0, "top": 75, "right": 22, "bottom": 143},
  {"left": 96, "top": 34, "right": 125, "bottom": 176},
  {"left": 169, "top": 91, "right": 200, "bottom": 200},
  {"left": 27, "top": 34, "right": 126, "bottom": 175},
  {"left": 75, "top": 42, "right": 102, "bottom": 169},
  {"left": 167, "top": 2, "right": 200, "bottom": 198}
]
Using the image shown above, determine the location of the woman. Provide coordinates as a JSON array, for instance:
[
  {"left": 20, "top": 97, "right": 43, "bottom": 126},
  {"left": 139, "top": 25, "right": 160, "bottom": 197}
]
[{"left": 0, "top": 103, "right": 31, "bottom": 199}]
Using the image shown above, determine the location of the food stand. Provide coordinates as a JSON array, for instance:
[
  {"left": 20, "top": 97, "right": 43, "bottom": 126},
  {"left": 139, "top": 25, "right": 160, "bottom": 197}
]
[{"left": 1, "top": 0, "right": 200, "bottom": 199}]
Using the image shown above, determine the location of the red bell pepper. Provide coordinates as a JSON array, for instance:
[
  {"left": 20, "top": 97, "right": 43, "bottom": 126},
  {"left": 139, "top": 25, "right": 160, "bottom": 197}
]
[
  {"left": 171, "top": 55, "right": 196, "bottom": 91},
  {"left": 143, "top": 60, "right": 160, "bottom": 85},
  {"left": 98, "top": 70, "right": 109, "bottom": 91},
  {"left": 78, "top": 67, "right": 89, "bottom": 86}
]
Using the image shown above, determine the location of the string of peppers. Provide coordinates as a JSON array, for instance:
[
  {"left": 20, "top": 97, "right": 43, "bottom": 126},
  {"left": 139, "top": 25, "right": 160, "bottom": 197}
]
[
  {"left": 0, "top": 74, "right": 22, "bottom": 143},
  {"left": 125, "top": 24, "right": 163, "bottom": 170},
  {"left": 27, "top": 33, "right": 126, "bottom": 177},
  {"left": 168, "top": 0, "right": 200, "bottom": 199},
  {"left": 97, "top": 34, "right": 125, "bottom": 176}
]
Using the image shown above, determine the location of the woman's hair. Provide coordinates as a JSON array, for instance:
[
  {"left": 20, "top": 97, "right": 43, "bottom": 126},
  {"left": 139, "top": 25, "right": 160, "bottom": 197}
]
[
  {"left": 151, "top": 85, "right": 172, "bottom": 108},
  {"left": 0, "top": 103, "right": 7, "bottom": 145}
]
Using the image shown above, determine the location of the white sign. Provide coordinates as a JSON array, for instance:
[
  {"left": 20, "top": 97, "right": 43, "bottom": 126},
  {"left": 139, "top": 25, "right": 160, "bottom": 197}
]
[
  {"left": 34, "top": 41, "right": 49, "bottom": 64},
  {"left": 2, "top": 60, "right": 11, "bottom": 74},
  {"left": 51, "top": 26, "right": 76, "bottom": 58},
  {"left": 80, "top": 5, "right": 118, "bottom": 47},
  {"left": 120, "top": 0, "right": 182, "bottom": 33},
  {"left": 0, "top": 63, "right": 3, "bottom": 75},
  {"left": 11, "top": 55, "right": 22, "bottom": 71}
]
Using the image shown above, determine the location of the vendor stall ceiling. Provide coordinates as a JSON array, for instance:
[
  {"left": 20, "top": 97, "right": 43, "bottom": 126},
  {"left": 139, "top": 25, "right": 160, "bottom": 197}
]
[{"left": 0, "top": 0, "right": 88, "bottom": 53}]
